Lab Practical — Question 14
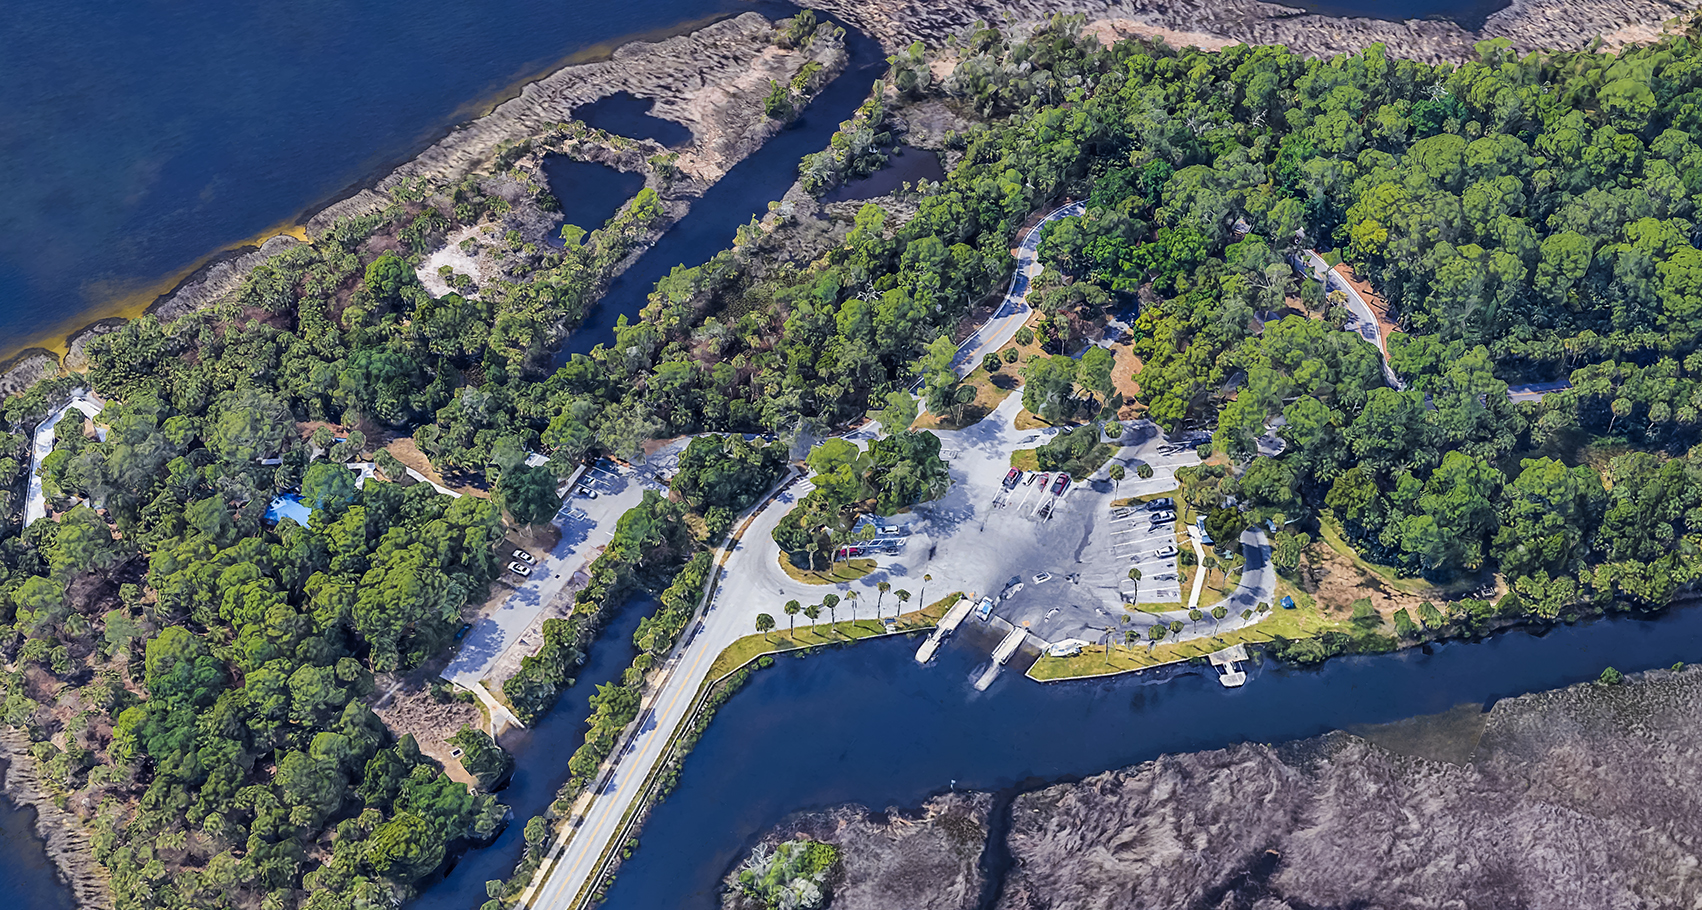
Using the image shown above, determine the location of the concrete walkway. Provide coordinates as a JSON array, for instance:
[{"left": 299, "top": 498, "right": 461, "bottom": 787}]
[
  {"left": 25, "top": 392, "right": 104, "bottom": 526},
  {"left": 1184, "top": 525, "right": 1208, "bottom": 609}
]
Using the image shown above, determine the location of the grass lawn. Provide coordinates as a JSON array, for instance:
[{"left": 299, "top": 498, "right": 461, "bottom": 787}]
[
  {"left": 1011, "top": 448, "right": 1039, "bottom": 471},
  {"left": 916, "top": 364, "right": 1019, "bottom": 431},
  {"left": 777, "top": 554, "right": 876, "bottom": 585},
  {"left": 709, "top": 593, "right": 962, "bottom": 680},
  {"left": 1029, "top": 596, "right": 1348, "bottom": 680},
  {"left": 1014, "top": 408, "right": 1052, "bottom": 431},
  {"left": 1315, "top": 513, "right": 1434, "bottom": 597}
]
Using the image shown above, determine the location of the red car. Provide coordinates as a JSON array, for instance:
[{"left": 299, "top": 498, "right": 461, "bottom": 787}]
[
  {"left": 1004, "top": 468, "right": 1022, "bottom": 488},
  {"left": 1051, "top": 473, "right": 1071, "bottom": 495}
]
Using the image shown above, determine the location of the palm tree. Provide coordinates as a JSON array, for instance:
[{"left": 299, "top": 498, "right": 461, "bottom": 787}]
[
  {"left": 755, "top": 613, "right": 775, "bottom": 641},
  {"left": 1147, "top": 623, "right": 1166, "bottom": 652},
  {"left": 1188, "top": 608, "right": 1204, "bottom": 631},
  {"left": 822, "top": 594, "right": 840, "bottom": 635},
  {"left": 875, "top": 581, "right": 891, "bottom": 619},
  {"left": 1211, "top": 604, "right": 1227, "bottom": 634},
  {"left": 784, "top": 599, "right": 801, "bottom": 635},
  {"left": 894, "top": 589, "right": 911, "bottom": 616},
  {"left": 1108, "top": 464, "right": 1125, "bottom": 492},
  {"left": 845, "top": 588, "right": 860, "bottom": 626},
  {"left": 1127, "top": 566, "right": 1141, "bottom": 605},
  {"left": 804, "top": 602, "right": 822, "bottom": 632},
  {"left": 919, "top": 573, "right": 932, "bottom": 612}
]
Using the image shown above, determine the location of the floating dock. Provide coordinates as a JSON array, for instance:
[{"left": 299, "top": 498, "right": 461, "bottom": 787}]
[
  {"left": 914, "top": 595, "right": 973, "bottom": 664},
  {"left": 1209, "top": 643, "right": 1250, "bottom": 687},
  {"left": 974, "top": 626, "right": 1031, "bottom": 690}
]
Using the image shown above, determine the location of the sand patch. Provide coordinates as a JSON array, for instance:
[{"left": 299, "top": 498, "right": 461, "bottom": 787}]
[{"left": 1083, "top": 18, "right": 1238, "bottom": 52}]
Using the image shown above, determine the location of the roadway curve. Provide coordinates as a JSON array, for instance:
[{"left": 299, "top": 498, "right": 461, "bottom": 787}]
[
  {"left": 948, "top": 200, "right": 1085, "bottom": 378},
  {"left": 524, "top": 200, "right": 1090, "bottom": 909}
]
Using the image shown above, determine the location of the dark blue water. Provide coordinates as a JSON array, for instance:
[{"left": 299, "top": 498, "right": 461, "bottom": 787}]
[
  {"left": 412, "top": 596, "right": 653, "bottom": 909},
  {"left": 602, "top": 608, "right": 1702, "bottom": 909},
  {"left": 575, "top": 92, "right": 695, "bottom": 147},
  {"left": 540, "top": 157, "right": 647, "bottom": 243},
  {"left": 0, "top": 0, "right": 754, "bottom": 356},
  {"left": 553, "top": 6, "right": 890, "bottom": 361},
  {"left": 823, "top": 145, "right": 945, "bottom": 202},
  {"left": 0, "top": 766, "right": 75, "bottom": 910}
]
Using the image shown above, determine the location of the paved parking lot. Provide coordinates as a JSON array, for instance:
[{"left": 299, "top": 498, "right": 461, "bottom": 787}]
[
  {"left": 834, "top": 395, "right": 1208, "bottom": 649},
  {"left": 444, "top": 463, "right": 647, "bottom": 687}
]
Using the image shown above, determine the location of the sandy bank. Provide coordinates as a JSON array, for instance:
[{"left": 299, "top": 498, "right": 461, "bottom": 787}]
[
  {"left": 0, "top": 729, "right": 112, "bottom": 909},
  {"left": 813, "top": 0, "right": 1700, "bottom": 61}
]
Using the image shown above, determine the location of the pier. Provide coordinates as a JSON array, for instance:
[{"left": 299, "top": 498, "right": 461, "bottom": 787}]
[
  {"left": 1209, "top": 643, "right": 1250, "bottom": 687},
  {"left": 914, "top": 594, "right": 973, "bottom": 664},
  {"left": 975, "top": 626, "right": 1031, "bottom": 690}
]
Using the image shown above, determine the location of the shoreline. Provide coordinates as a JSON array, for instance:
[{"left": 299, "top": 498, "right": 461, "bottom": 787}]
[
  {"left": 811, "top": 0, "right": 1700, "bottom": 60},
  {"left": 9, "top": 0, "right": 1696, "bottom": 391},
  {"left": 0, "top": 729, "right": 112, "bottom": 910},
  {"left": 0, "top": 8, "right": 752, "bottom": 372}
]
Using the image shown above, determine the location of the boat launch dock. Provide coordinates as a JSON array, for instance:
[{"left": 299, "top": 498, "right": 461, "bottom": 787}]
[{"left": 914, "top": 595, "right": 973, "bottom": 664}]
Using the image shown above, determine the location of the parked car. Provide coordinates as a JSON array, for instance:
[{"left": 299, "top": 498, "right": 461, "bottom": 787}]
[
  {"left": 577, "top": 486, "right": 598, "bottom": 499},
  {"left": 881, "top": 524, "right": 902, "bottom": 535},
  {"left": 1154, "top": 573, "right": 1179, "bottom": 582},
  {"left": 1034, "top": 473, "right": 1050, "bottom": 489},
  {"left": 454, "top": 623, "right": 473, "bottom": 641},
  {"left": 1004, "top": 468, "right": 1022, "bottom": 488},
  {"left": 1149, "top": 510, "right": 1176, "bottom": 524},
  {"left": 1051, "top": 473, "right": 1071, "bottom": 495},
  {"left": 1153, "top": 545, "right": 1178, "bottom": 559},
  {"left": 976, "top": 597, "right": 995, "bottom": 621},
  {"left": 1032, "top": 572, "right": 1053, "bottom": 584},
  {"left": 507, "top": 561, "right": 533, "bottom": 577},
  {"left": 512, "top": 549, "right": 536, "bottom": 564},
  {"left": 1146, "top": 497, "right": 1174, "bottom": 510}
]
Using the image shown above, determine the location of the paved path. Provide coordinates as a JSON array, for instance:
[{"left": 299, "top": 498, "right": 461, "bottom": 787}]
[
  {"left": 25, "top": 392, "right": 104, "bottom": 526},
  {"left": 949, "top": 200, "right": 1085, "bottom": 379},
  {"left": 1295, "top": 250, "right": 1404, "bottom": 391},
  {"left": 1184, "top": 526, "right": 1208, "bottom": 609},
  {"left": 1507, "top": 380, "right": 1572, "bottom": 403}
]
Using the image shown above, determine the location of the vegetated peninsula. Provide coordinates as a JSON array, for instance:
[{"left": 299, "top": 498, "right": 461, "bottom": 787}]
[
  {"left": 9, "top": 2, "right": 1702, "bottom": 910},
  {"left": 732, "top": 665, "right": 1702, "bottom": 909}
]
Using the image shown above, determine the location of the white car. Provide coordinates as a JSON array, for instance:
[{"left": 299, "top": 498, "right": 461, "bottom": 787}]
[
  {"left": 1153, "top": 545, "right": 1178, "bottom": 559},
  {"left": 507, "top": 561, "right": 533, "bottom": 577},
  {"left": 512, "top": 549, "right": 536, "bottom": 564},
  {"left": 1032, "top": 572, "right": 1053, "bottom": 584},
  {"left": 1149, "top": 510, "right": 1176, "bottom": 524}
]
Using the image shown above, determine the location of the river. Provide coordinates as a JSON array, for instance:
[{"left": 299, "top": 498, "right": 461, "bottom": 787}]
[
  {"left": 1, "top": 0, "right": 1520, "bottom": 903},
  {"left": 599, "top": 608, "right": 1702, "bottom": 908}
]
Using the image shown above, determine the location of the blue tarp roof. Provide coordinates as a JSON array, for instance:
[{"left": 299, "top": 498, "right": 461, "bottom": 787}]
[{"left": 266, "top": 495, "right": 312, "bottom": 526}]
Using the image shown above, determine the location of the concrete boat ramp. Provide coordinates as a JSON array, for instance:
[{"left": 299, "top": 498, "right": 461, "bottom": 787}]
[
  {"left": 914, "top": 595, "right": 974, "bottom": 664},
  {"left": 974, "top": 625, "right": 1032, "bottom": 690}
]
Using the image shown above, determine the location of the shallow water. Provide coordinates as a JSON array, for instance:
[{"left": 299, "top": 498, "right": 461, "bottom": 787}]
[
  {"left": 574, "top": 92, "right": 695, "bottom": 147},
  {"left": 0, "top": 763, "right": 75, "bottom": 910},
  {"left": 823, "top": 145, "right": 946, "bottom": 202},
  {"left": 539, "top": 157, "right": 648, "bottom": 245}
]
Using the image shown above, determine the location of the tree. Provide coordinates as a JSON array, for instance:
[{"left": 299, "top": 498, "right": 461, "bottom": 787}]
[
  {"left": 1147, "top": 623, "right": 1166, "bottom": 651},
  {"left": 875, "top": 581, "right": 891, "bottom": 619},
  {"left": 822, "top": 594, "right": 841, "bottom": 633},
  {"left": 755, "top": 613, "right": 776, "bottom": 641},
  {"left": 1189, "top": 608, "right": 1204, "bottom": 630},
  {"left": 803, "top": 602, "right": 821, "bottom": 630},
  {"left": 1021, "top": 355, "right": 1077, "bottom": 423},
  {"left": 302, "top": 462, "right": 358, "bottom": 512},
  {"left": 870, "top": 390, "right": 918, "bottom": 436},
  {"left": 1108, "top": 464, "right": 1125, "bottom": 490},
  {"left": 498, "top": 464, "right": 562, "bottom": 529},
  {"left": 919, "top": 574, "right": 931, "bottom": 613},
  {"left": 894, "top": 589, "right": 911, "bottom": 615},
  {"left": 1077, "top": 346, "right": 1115, "bottom": 409},
  {"left": 1211, "top": 604, "right": 1228, "bottom": 633},
  {"left": 844, "top": 589, "right": 859, "bottom": 624},
  {"left": 784, "top": 600, "right": 801, "bottom": 635},
  {"left": 1137, "top": 463, "right": 1154, "bottom": 480},
  {"left": 1127, "top": 566, "right": 1141, "bottom": 604}
]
